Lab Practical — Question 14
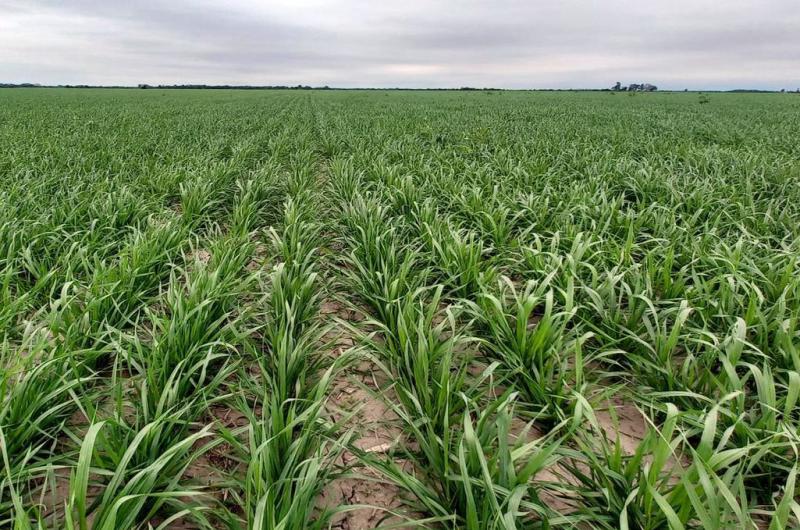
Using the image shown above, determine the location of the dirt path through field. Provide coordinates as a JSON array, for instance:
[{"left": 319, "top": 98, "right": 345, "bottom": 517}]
[
  {"left": 312, "top": 159, "right": 412, "bottom": 529},
  {"left": 316, "top": 298, "right": 412, "bottom": 529}
]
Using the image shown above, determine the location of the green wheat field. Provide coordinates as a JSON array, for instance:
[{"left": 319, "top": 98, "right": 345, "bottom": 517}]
[{"left": 1, "top": 88, "right": 799, "bottom": 529}]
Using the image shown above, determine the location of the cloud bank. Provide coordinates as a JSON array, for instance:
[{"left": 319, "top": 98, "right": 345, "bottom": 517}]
[{"left": 1, "top": 0, "right": 798, "bottom": 89}]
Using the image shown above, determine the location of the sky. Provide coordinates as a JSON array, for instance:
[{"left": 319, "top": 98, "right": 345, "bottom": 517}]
[{"left": 1, "top": 0, "right": 798, "bottom": 90}]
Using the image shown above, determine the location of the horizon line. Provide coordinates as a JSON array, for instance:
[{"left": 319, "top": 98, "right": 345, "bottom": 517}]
[{"left": 2, "top": 82, "right": 799, "bottom": 93}]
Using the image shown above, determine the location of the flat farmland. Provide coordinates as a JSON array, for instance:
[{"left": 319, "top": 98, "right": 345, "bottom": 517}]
[{"left": 1, "top": 88, "right": 799, "bottom": 529}]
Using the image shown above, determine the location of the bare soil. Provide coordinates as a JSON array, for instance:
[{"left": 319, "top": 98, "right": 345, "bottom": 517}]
[{"left": 316, "top": 299, "right": 416, "bottom": 530}]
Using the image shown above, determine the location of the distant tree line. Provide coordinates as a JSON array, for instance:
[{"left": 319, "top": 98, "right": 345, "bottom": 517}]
[
  {"left": 611, "top": 81, "right": 658, "bottom": 92},
  {"left": 1, "top": 83, "right": 130, "bottom": 88},
  {"left": 0, "top": 83, "right": 506, "bottom": 91},
  {"left": 136, "top": 84, "right": 333, "bottom": 90},
  {"left": 0, "top": 83, "right": 503, "bottom": 91},
  {"left": 3, "top": 82, "right": 799, "bottom": 93}
]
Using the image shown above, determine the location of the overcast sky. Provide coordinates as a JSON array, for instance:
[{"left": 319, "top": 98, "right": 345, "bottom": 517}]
[{"left": 1, "top": 0, "right": 798, "bottom": 90}]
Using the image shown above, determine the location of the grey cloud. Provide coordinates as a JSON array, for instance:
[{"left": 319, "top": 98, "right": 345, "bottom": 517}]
[{"left": 1, "top": 0, "right": 798, "bottom": 89}]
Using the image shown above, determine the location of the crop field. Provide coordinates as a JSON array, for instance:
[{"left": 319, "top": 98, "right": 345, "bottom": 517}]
[{"left": 1, "top": 88, "right": 799, "bottom": 529}]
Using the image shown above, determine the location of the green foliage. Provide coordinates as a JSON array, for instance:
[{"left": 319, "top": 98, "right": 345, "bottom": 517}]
[{"left": 1, "top": 89, "right": 798, "bottom": 528}]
